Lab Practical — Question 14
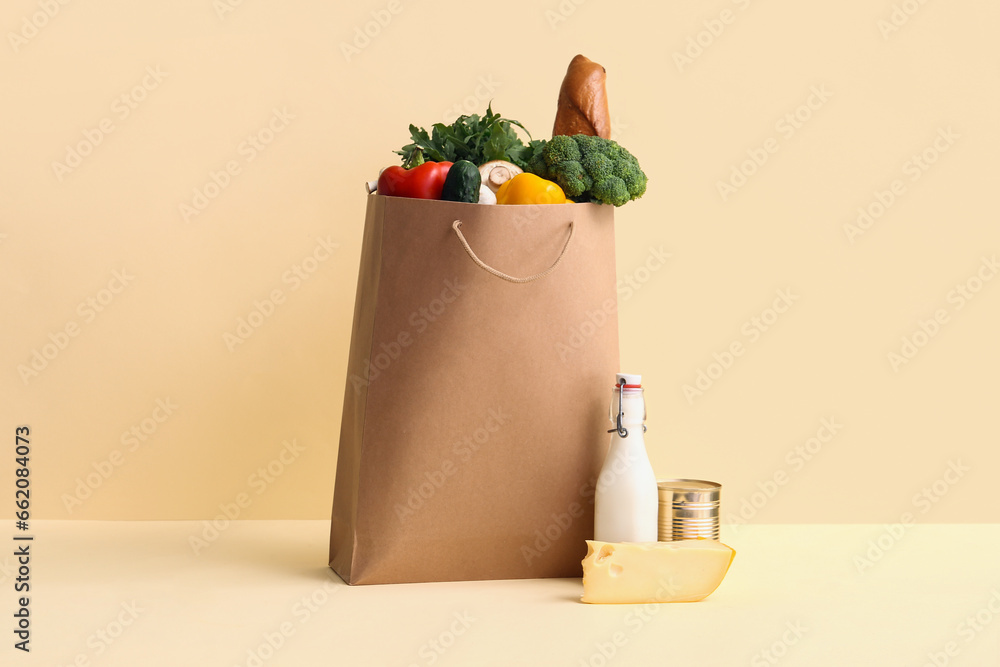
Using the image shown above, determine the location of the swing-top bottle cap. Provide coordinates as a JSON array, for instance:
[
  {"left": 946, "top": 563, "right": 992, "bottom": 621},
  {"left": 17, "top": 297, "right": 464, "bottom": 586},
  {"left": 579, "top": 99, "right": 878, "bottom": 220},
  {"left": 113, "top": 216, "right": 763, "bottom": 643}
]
[{"left": 615, "top": 373, "right": 641, "bottom": 388}]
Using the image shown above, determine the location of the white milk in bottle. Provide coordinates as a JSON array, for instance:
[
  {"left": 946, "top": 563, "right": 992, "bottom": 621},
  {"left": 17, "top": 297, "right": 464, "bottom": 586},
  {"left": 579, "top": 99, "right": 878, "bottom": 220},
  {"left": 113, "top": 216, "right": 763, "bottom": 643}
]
[{"left": 594, "top": 373, "right": 658, "bottom": 543}]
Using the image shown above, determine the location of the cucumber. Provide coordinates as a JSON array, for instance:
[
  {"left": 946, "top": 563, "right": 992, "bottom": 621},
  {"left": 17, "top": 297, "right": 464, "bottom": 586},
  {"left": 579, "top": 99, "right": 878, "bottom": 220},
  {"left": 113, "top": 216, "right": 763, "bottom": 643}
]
[{"left": 440, "top": 160, "right": 482, "bottom": 203}]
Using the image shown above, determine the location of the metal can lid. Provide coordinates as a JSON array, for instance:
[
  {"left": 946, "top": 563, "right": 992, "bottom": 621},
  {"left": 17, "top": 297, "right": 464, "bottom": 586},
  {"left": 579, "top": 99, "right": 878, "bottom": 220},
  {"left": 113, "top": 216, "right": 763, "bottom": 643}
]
[{"left": 657, "top": 478, "right": 721, "bottom": 504}]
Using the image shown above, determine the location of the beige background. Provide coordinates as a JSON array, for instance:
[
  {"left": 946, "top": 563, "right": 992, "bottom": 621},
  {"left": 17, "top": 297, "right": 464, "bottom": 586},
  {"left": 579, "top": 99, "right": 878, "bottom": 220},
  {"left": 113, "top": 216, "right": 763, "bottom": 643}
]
[
  {"left": 14, "top": 522, "right": 1000, "bottom": 666},
  {"left": 1, "top": 0, "right": 997, "bottom": 522}
]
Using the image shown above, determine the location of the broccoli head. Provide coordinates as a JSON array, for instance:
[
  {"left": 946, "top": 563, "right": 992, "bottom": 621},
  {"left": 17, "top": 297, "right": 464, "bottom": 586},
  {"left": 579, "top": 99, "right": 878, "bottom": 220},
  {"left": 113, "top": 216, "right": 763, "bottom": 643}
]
[
  {"left": 528, "top": 134, "right": 647, "bottom": 206},
  {"left": 544, "top": 134, "right": 582, "bottom": 166}
]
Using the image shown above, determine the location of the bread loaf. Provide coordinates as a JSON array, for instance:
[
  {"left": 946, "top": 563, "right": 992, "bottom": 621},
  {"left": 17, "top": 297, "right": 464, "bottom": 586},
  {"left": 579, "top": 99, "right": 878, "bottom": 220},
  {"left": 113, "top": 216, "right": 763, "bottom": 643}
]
[{"left": 552, "top": 54, "right": 611, "bottom": 139}]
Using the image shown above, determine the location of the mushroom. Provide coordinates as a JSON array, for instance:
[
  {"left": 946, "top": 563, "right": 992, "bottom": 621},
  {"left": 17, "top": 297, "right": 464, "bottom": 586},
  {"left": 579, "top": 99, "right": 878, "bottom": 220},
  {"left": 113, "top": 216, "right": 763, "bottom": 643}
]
[
  {"left": 478, "top": 183, "right": 496, "bottom": 205},
  {"left": 365, "top": 167, "right": 388, "bottom": 195},
  {"left": 479, "top": 160, "right": 522, "bottom": 193}
]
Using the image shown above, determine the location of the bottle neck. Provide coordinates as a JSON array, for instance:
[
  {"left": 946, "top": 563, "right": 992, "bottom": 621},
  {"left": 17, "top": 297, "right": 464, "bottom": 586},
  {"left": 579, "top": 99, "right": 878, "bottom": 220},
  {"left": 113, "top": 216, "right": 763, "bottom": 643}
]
[{"left": 610, "top": 388, "right": 646, "bottom": 426}]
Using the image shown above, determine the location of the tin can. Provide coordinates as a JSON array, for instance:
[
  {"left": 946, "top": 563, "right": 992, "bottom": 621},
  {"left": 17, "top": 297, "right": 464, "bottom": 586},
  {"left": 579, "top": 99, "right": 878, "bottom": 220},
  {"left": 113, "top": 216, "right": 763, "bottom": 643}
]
[{"left": 657, "top": 479, "right": 721, "bottom": 541}]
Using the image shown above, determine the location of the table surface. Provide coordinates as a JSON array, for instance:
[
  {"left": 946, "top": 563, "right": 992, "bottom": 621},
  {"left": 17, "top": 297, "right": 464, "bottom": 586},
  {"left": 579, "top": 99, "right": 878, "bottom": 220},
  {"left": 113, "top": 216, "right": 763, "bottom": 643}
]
[{"left": 12, "top": 521, "right": 1000, "bottom": 666}]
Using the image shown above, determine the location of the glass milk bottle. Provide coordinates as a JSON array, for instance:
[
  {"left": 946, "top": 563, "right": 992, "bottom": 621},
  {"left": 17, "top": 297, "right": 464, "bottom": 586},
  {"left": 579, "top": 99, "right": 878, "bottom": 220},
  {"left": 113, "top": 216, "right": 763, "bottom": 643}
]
[{"left": 594, "top": 373, "right": 658, "bottom": 543}]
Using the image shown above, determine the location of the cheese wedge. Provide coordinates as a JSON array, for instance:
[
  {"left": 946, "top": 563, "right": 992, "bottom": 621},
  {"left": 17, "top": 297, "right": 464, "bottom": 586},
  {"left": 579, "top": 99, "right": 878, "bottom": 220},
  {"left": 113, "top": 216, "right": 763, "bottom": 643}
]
[{"left": 581, "top": 540, "right": 735, "bottom": 604}]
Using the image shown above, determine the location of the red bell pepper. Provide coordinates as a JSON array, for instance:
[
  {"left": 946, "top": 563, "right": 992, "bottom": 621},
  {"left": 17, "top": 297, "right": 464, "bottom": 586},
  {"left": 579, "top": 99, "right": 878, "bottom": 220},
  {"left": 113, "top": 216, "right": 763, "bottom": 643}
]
[{"left": 378, "top": 161, "right": 453, "bottom": 199}]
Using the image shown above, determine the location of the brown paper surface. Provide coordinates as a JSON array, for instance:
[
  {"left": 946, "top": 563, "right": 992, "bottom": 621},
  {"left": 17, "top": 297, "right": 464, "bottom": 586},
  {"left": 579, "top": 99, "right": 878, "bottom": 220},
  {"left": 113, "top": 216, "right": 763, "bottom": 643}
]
[{"left": 330, "top": 195, "right": 619, "bottom": 584}]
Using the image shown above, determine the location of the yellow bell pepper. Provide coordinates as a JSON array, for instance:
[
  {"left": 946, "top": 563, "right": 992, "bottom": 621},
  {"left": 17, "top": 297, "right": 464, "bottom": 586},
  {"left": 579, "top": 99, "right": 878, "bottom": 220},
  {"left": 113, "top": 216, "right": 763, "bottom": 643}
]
[{"left": 496, "top": 173, "right": 568, "bottom": 205}]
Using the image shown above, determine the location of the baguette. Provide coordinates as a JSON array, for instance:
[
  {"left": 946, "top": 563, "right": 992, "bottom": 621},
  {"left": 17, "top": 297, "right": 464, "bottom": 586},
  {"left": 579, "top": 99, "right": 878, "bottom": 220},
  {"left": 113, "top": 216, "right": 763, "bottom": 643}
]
[{"left": 552, "top": 54, "right": 611, "bottom": 139}]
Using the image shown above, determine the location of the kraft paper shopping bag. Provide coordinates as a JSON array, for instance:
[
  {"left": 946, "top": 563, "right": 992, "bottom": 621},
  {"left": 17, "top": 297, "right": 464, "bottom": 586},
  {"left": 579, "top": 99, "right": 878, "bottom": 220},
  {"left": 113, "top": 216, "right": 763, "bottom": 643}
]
[{"left": 330, "top": 195, "right": 619, "bottom": 584}]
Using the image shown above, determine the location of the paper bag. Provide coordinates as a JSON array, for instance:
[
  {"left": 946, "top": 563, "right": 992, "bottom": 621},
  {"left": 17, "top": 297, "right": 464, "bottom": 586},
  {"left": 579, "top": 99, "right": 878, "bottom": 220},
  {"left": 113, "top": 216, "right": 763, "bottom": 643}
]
[{"left": 329, "top": 195, "right": 619, "bottom": 584}]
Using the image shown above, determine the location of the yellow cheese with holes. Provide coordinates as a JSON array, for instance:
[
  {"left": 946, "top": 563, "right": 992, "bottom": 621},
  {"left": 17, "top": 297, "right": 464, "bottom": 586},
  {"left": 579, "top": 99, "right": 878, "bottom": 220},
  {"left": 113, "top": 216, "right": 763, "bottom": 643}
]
[{"left": 581, "top": 540, "right": 735, "bottom": 604}]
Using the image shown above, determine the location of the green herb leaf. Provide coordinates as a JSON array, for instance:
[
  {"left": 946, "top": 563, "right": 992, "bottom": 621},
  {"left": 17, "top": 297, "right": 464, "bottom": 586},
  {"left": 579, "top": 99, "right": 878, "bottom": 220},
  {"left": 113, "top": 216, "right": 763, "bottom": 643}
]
[{"left": 395, "top": 105, "right": 536, "bottom": 168}]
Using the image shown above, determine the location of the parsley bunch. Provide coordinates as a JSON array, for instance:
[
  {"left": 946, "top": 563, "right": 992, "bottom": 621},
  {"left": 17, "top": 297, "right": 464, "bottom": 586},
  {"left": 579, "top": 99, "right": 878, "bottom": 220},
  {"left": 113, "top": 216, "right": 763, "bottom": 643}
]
[{"left": 395, "top": 104, "right": 543, "bottom": 170}]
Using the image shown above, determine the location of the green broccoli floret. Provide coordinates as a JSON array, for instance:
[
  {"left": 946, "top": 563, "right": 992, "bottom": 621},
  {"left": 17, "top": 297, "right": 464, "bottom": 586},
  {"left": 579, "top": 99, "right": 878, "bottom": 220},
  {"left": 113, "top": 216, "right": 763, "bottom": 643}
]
[
  {"left": 574, "top": 134, "right": 601, "bottom": 159},
  {"left": 581, "top": 152, "right": 614, "bottom": 182},
  {"left": 592, "top": 176, "right": 629, "bottom": 206},
  {"left": 615, "top": 156, "right": 648, "bottom": 199},
  {"left": 527, "top": 134, "right": 647, "bottom": 206},
  {"left": 543, "top": 134, "right": 582, "bottom": 166}
]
